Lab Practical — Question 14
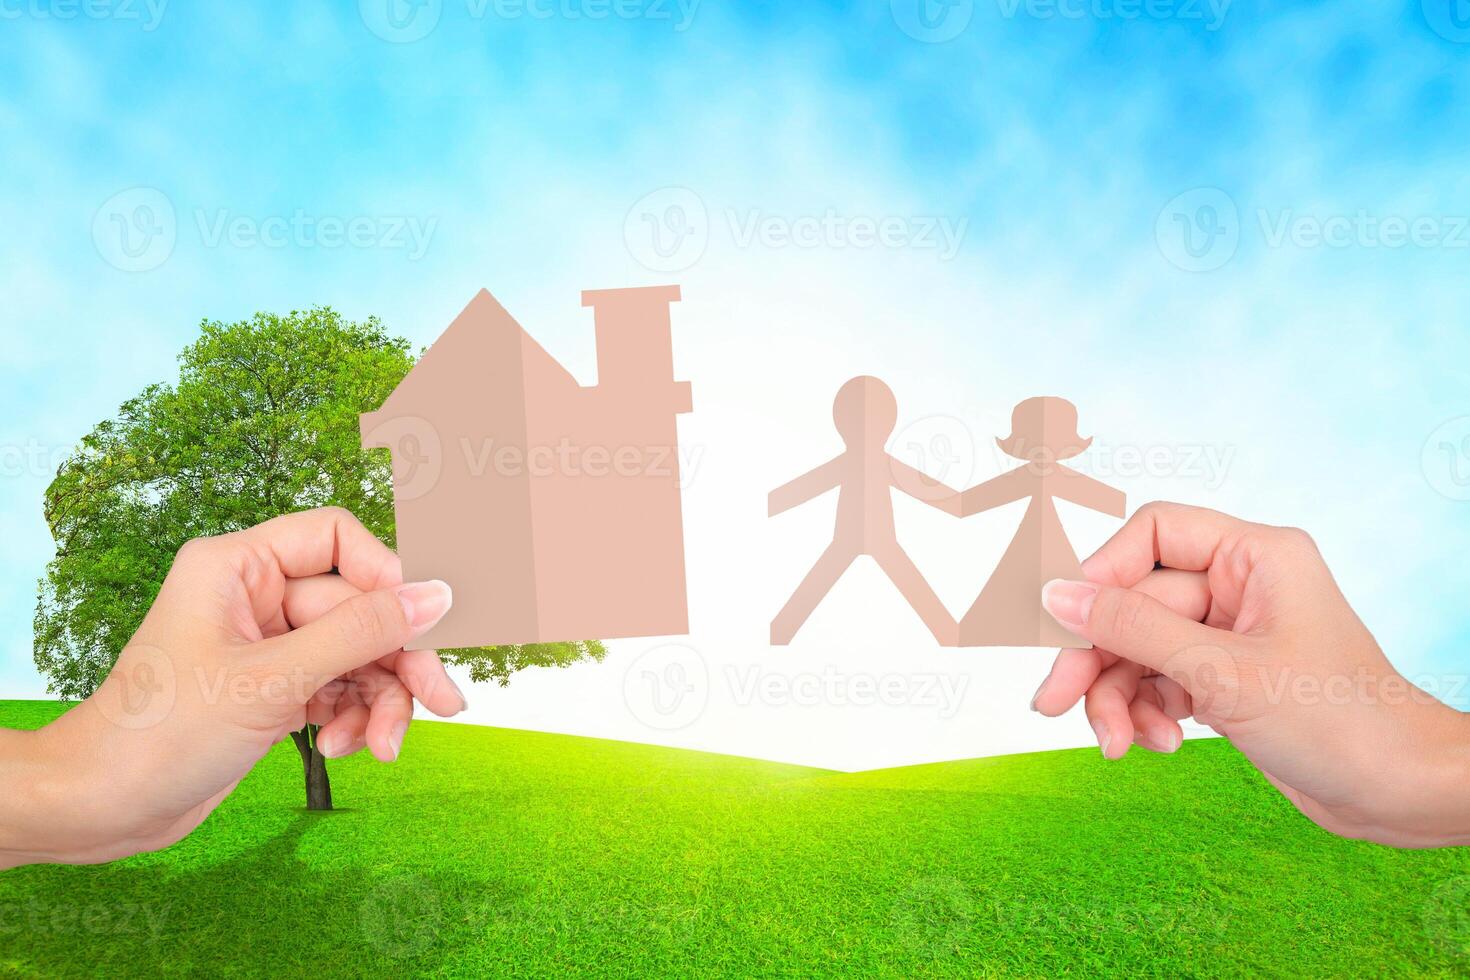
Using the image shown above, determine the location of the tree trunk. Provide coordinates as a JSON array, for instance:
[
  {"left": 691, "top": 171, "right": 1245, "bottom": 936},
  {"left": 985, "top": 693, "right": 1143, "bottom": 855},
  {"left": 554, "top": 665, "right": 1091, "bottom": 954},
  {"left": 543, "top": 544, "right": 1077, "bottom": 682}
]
[{"left": 289, "top": 725, "right": 333, "bottom": 811}]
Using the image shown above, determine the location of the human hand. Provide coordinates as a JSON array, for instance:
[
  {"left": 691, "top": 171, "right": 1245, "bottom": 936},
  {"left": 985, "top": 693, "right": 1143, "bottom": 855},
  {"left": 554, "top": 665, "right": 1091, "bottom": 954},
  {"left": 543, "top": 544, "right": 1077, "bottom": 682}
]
[
  {"left": 0, "top": 507, "right": 464, "bottom": 868},
  {"left": 1032, "top": 502, "right": 1470, "bottom": 848}
]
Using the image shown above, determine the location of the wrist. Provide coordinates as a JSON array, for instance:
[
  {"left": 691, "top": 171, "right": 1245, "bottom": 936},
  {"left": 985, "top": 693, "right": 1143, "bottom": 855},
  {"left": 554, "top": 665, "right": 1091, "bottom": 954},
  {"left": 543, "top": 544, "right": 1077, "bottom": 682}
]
[
  {"left": 0, "top": 714, "right": 107, "bottom": 868},
  {"left": 1409, "top": 702, "right": 1470, "bottom": 847}
]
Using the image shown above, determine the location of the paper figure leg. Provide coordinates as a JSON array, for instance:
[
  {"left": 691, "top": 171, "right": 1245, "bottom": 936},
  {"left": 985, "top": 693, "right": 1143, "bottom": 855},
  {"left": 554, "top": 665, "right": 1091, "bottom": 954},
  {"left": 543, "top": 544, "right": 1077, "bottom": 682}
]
[
  {"left": 873, "top": 545, "right": 959, "bottom": 647},
  {"left": 771, "top": 544, "right": 857, "bottom": 645}
]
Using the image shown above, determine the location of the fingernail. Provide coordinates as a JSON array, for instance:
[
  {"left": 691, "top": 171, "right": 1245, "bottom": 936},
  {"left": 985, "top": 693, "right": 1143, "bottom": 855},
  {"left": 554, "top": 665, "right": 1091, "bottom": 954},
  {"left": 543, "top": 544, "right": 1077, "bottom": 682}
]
[
  {"left": 1092, "top": 720, "right": 1112, "bottom": 759},
  {"left": 397, "top": 580, "right": 453, "bottom": 635},
  {"left": 1153, "top": 728, "right": 1180, "bottom": 753},
  {"left": 1029, "top": 674, "right": 1050, "bottom": 712},
  {"left": 319, "top": 731, "right": 346, "bottom": 759},
  {"left": 1042, "top": 579, "right": 1098, "bottom": 632},
  {"left": 388, "top": 722, "right": 407, "bottom": 762},
  {"left": 450, "top": 677, "right": 468, "bottom": 713}
]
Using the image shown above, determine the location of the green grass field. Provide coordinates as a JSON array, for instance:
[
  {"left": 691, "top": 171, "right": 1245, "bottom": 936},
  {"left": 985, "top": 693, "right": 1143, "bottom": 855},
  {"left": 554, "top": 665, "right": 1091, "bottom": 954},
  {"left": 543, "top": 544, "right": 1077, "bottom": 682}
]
[{"left": 1, "top": 699, "right": 1468, "bottom": 977}]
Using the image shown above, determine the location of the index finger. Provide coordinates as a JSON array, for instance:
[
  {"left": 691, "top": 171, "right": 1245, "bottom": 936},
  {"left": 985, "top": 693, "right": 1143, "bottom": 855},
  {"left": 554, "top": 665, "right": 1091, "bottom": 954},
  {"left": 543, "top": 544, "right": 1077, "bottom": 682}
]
[
  {"left": 240, "top": 507, "right": 403, "bottom": 593},
  {"left": 1080, "top": 501, "right": 1253, "bottom": 589}
]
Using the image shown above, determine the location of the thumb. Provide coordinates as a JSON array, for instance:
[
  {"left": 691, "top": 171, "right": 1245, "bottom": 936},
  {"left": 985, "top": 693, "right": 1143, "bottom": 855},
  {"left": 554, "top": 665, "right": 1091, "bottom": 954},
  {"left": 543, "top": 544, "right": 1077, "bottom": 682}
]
[
  {"left": 1041, "top": 578, "right": 1238, "bottom": 693},
  {"left": 260, "top": 579, "right": 453, "bottom": 689}
]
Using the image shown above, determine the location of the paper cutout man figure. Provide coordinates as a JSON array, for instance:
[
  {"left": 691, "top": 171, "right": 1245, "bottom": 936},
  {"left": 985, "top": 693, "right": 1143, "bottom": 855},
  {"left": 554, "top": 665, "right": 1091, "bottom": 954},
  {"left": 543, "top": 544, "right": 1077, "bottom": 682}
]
[
  {"left": 362, "top": 286, "right": 692, "bottom": 650},
  {"left": 955, "top": 396, "right": 1124, "bottom": 648},
  {"left": 768, "top": 376, "right": 962, "bottom": 646}
]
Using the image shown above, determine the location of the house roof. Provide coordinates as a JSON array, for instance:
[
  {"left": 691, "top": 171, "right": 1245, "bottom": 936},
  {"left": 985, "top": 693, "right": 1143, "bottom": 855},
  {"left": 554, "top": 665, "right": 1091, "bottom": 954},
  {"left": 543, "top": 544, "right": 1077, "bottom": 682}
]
[{"left": 377, "top": 288, "right": 579, "bottom": 418}]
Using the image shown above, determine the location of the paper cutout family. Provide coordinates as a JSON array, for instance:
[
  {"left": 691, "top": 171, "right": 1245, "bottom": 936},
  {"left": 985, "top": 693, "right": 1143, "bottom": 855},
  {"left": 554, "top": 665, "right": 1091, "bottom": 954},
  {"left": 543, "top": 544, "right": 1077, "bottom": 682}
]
[
  {"left": 363, "top": 286, "right": 1122, "bottom": 652},
  {"left": 769, "top": 378, "right": 1124, "bottom": 649}
]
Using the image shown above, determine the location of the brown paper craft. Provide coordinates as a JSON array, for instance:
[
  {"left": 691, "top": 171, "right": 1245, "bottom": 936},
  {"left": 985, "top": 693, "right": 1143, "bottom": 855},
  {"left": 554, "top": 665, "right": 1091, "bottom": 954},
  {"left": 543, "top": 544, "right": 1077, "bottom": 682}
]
[
  {"left": 955, "top": 396, "right": 1125, "bottom": 648},
  {"left": 768, "top": 376, "right": 962, "bottom": 646},
  {"left": 362, "top": 286, "right": 692, "bottom": 650}
]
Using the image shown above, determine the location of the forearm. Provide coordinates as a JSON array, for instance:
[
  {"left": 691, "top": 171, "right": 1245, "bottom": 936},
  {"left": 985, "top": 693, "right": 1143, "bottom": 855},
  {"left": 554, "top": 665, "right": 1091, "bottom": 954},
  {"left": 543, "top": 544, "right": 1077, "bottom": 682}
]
[{"left": 0, "top": 724, "right": 78, "bottom": 869}]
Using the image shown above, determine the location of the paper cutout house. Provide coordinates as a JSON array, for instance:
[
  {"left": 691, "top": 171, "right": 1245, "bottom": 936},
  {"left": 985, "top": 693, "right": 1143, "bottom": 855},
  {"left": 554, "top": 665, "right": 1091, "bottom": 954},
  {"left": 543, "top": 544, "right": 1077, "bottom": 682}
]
[{"left": 361, "top": 286, "right": 692, "bottom": 650}]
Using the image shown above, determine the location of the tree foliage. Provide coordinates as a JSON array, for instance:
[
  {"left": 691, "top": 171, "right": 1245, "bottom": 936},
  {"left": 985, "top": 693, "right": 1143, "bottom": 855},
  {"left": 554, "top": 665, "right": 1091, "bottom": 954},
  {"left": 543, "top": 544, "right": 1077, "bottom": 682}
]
[{"left": 35, "top": 307, "right": 605, "bottom": 700}]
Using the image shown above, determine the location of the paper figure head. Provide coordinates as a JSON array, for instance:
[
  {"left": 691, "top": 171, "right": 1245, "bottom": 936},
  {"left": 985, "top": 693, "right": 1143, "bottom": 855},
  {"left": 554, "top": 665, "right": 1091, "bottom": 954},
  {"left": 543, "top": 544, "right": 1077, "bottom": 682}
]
[
  {"left": 832, "top": 376, "right": 897, "bottom": 447},
  {"left": 996, "top": 396, "right": 1093, "bottom": 463}
]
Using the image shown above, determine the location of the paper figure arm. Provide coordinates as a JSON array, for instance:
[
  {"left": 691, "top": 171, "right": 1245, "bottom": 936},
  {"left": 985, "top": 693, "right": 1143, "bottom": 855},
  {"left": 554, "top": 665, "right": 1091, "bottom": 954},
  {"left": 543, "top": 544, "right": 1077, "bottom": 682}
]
[
  {"left": 957, "top": 467, "right": 1031, "bottom": 517},
  {"left": 889, "top": 459, "right": 965, "bottom": 516},
  {"left": 1052, "top": 467, "right": 1127, "bottom": 517},
  {"left": 769, "top": 456, "right": 845, "bottom": 517}
]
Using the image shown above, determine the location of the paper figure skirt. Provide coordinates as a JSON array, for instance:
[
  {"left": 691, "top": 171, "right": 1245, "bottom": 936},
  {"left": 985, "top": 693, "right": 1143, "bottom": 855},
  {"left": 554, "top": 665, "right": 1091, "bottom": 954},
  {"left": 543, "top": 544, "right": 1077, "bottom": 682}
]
[{"left": 958, "top": 492, "right": 1090, "bottom": 648}]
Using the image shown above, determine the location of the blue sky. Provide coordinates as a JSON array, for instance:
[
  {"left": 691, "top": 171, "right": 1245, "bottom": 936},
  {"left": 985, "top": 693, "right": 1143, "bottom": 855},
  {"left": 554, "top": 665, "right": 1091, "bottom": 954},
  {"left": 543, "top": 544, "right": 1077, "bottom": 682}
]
[{"left": 3, "top": 1, "right": 1470, "bottom": 763}]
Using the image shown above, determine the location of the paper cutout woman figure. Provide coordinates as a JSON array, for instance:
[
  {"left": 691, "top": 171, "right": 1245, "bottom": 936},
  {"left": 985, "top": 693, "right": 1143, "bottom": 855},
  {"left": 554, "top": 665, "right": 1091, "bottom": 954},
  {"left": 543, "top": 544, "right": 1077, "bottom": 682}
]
[
  {"left": 956, "top": 396, "right": 1125, "bottom": 648},
  {"left": 769, "top": 376, "right": 962, "bottom": 646}
]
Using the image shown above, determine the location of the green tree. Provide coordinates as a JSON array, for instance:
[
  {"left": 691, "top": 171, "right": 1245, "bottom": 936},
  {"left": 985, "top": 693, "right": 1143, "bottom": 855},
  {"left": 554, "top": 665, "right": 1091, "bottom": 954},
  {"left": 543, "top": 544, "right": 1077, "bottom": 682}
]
[{"left": 35, "top": 308, "right": 605, "bottom": 809}]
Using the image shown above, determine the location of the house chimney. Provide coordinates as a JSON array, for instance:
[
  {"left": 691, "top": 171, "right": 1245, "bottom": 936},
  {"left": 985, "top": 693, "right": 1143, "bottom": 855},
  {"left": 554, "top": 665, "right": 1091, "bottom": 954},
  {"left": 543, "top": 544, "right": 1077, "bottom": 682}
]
[{"left": 581, "top": 284, "right": 691, "bottom": 413}]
